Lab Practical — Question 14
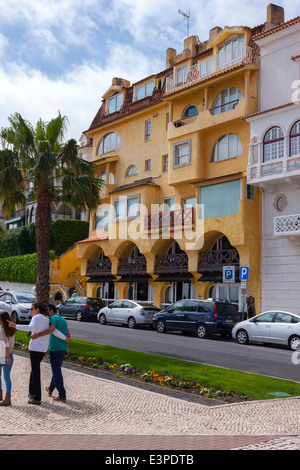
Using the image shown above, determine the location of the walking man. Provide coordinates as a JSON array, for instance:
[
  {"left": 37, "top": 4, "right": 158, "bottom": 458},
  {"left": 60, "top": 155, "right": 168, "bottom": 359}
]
[{"left": 31, "top": 304, "right": 70, "bottom": 401}]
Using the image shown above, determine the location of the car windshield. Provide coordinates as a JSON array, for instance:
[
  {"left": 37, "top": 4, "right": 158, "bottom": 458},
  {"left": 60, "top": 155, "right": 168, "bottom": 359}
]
[
  {"left": 15, "top": 293, "right": 35, "bottom": 303},
  {"left": 136, "top": 302, "right": 159, "bottom": 309}
]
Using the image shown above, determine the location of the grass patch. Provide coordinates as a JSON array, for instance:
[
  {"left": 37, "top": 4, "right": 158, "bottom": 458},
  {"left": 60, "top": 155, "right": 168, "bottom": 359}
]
[{"left": 15, "top": 331, "right": 300, "bottom": 401}]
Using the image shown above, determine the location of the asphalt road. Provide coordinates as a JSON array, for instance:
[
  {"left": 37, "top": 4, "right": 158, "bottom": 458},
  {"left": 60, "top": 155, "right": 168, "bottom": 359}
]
[{"left": 66, "top": 319, "right": 300, "bottom": 383}]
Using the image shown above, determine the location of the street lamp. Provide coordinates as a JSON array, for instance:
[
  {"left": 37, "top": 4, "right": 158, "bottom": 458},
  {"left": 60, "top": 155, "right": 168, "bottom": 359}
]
[{"left": 128, "top": 252, "right": 133, "bottom": 300}]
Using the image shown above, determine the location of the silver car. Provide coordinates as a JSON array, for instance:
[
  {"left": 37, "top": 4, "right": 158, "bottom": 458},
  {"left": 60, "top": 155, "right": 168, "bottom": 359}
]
[
  {"left": 0, "top": 290, "right": 36, "bottom": 323},
  {"left": 232, "top": 310, "right": 300, "bottom": 350},
  {"left": 97, "top": 300, "right": 161, "bottom": 329}
]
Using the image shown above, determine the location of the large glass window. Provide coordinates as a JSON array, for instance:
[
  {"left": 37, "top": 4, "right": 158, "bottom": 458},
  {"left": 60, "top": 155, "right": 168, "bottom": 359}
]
[
  {"left": 290, "top": 121, "right": 300, "bottom": 156},
  {"left": 263, "top": 127, "right": 284, "bottom": 161},
  {"left": 199, "top": 179, "right": 241, "bottom": 219},
  {"left": 218, "top": 36, "right": 244, "bottom": 70},
  {"left": 108, "top": 92, "right": 123, "bottom": 114},
  {"left": 176, "top": 65, "right": 188, "bottom": 85},
  {"left": 97, "top": 132, "right": 121, "bottom": 155},
  {"left": 211, "top": 134, "right": 243, "bottom": 162},
  {"left": 212, "top": 87, "right": 242, "bottom": 115},
  {"left": 113, "top": 196, "right": 140, "bottom": 220},
  {"left": 136, "top": 80, "right": 154, "bottom": 100}
]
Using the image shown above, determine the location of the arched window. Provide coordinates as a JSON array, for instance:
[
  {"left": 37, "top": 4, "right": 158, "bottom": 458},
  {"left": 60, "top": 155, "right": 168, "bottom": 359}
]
[
  {"left": 126, "top": 165, "right": 138, "bottom": 177},
  {"left": 211, "top": 134, "right": 243, "bottom": 162},
  {"left": 182, "top": 105, "right": 198, "bottom": 118},
  {"left": 211, "top": 87, "right": 242, "bottom": 115},
  {"left": 290, "top": 121, "right": 300, "bottom": 156},
  {"left": 263, "top": 127, "right": 284, "bottom": 161},
  {"left": 97, "top": 132, "right": 121, "bottom": 155},
  {"left": 99, "top": 170, "right": 114, "bottom": 184}
]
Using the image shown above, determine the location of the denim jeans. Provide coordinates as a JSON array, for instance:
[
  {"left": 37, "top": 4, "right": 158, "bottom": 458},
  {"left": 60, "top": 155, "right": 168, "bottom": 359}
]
[
  {"left": 0, "top": 353, "right": 14, "bottom": 395},
  {"left": 49, "top": 350, "right": 66, "bottom": 398}
]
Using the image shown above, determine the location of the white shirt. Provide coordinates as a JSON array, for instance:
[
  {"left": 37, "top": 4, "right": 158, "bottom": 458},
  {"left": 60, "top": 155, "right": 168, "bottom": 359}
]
[{"left": 16, "top": 314, "right": 66, "bottom": 352}]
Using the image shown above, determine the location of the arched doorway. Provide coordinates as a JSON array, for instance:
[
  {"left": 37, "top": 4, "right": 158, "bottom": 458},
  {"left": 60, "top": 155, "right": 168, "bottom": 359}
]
[
  {"left": 154, "top": 241, "right": 195, "bottom": 305},
  {"left": 198, "top": 235, "right": 241, "bottom": 309},
  {"left": 117, "top": 246, "right": 151, "bottom": 301}
]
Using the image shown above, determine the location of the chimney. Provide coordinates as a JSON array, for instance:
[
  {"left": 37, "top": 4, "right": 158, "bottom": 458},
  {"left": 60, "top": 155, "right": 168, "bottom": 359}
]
[
  {"left": 166, "top": 48, "right": 177, "bottom": 69},
  {"left": 267, "top": 3, "right": 284, "bottom": 25}
]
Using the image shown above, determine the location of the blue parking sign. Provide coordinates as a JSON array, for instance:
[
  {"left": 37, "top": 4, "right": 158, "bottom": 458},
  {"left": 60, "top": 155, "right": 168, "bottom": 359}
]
[
  {"left": 223, "top": 266, "right": 235, "bottom": 283},
  {"left": 240, "top": 266, "right": 249, "bottom": 280}
]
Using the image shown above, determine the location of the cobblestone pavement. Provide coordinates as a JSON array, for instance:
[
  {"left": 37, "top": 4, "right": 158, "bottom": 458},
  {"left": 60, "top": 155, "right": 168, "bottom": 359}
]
[{"left": 0, "top": 355, "right": 299, "bottom": 450}]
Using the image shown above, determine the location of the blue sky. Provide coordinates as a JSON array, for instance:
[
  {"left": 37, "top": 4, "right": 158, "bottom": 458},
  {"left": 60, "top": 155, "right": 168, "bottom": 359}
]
[{"left": 0, "top": 0, "right": 299, "bottom": 141}]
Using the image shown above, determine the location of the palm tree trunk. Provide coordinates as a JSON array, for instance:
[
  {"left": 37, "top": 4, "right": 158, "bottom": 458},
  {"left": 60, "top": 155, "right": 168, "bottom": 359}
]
[{"left": 35, "top": 186, "right": 52, "bottom": 303}]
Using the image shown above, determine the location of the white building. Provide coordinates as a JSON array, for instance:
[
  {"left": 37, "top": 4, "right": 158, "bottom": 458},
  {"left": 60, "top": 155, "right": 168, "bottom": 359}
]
[{"left": 246, "top": 9, "right": 300, "bottom": 312}]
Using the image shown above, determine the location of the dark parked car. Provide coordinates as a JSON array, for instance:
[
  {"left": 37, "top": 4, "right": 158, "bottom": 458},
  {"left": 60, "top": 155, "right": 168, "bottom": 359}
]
[
  {"left": 153, "top": 299, "right": 238, "bottom": 339},
  {"left": 57, "top": 296, "right": 105, "bottom": 321}
]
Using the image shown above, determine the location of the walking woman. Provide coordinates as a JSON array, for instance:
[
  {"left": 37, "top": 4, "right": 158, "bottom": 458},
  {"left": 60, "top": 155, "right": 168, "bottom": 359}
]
[
  {"left": 0, "top": 312, "right": 15, "bottom": 406},
  {"left": 9, "top": 302, "right": 66, "bottom": 405}
]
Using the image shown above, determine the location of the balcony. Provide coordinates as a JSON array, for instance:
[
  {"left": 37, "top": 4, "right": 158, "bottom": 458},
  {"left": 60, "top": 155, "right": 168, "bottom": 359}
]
[
  {"left": 274, "top": 214, "right": 300, "bottom": 237},
  {"left": 198, "top": 249, "right": 240, "bottom": 272},
  {"left": 145, "top": 208, "right": 194, "bottom": 231},
  {"left": 166, "top": 45, "right": 254, "bottom": 94},
  {"left": 247, "top": 153, "right": 300, "bottom": 186},
  {"left": 154, "top": 253, "right": 189, "bottom": 274},
  {"left": 117, "top": 256, "right": 147, "bottom": 276},
  {"left": 86, "top": 258, "right": 112, "bottom": 276}
]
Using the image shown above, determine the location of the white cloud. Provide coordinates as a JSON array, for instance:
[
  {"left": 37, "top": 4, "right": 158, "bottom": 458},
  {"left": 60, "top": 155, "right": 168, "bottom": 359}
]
[{"left": 0, "top": 0, "right": 299, "bottom": 144}]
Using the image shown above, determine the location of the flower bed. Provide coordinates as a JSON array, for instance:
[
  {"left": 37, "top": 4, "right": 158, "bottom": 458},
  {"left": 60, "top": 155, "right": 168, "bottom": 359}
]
[{"left": 15, "top": 341, "right": 249, "bottom": 402}]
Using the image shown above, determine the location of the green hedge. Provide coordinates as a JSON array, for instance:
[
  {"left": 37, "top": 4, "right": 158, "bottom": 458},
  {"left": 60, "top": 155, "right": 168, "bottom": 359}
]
[
  {"left": 0, "top": 219, "right": 89, "bottom": 258},
  {"left": 0, "top": 251, "right": 56, "bottom": 284}
]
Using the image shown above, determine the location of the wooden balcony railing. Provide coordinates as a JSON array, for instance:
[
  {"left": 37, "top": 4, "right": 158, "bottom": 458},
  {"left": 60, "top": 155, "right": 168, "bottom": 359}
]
[
  {"left": 117, "top": 256, "right": 147, "bottom": 275},
  {"left": 198, "top": 249, "right": 239, "bottom": 272},
  {"left": 145, "top": 208, "right": 194, "bottom": 231},
  {"left": 154, "top": 252, "right": 189, "bottom": 274},
  {"left": 86, "top": 258, "right": 112, "bottom": 276}
]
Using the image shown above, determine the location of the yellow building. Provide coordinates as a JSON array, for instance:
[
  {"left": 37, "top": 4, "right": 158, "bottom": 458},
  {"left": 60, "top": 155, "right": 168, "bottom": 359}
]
[{"left": 76, "top": 9, "right": 282, "bottom": 314}]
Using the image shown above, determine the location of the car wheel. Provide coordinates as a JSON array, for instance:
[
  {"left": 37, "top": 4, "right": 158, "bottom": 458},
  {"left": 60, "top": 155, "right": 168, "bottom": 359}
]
[
  {"left": 156, "top": 319, "right": 166, "bottom": 333},
  {"left": 76, "top": 311, "right": 83, "bottom": 322},
  {"left": 11, "top": 311, "right": 18, "bottom": 323},
  {"left": 236, "top": 329, "right": 249, "bottom": 345},
  {"left": 128, "top": 317, "right": 136, "bottom": 329},
  {"left": 99, "top": 313, "right": 106, "bottom": 325},
  {"left": 289, "top": 335, "right": 300, "bottom": 351},
  {"left": 196, "top": 323, "right": 208, "bottom": 339}
]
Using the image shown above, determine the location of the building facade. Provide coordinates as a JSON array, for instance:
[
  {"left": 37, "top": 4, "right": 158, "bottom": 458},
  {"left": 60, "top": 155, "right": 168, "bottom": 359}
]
[
  {"left": 76, "top": 5, "right": 285, "bottom": 312},
  {"left": 246, "top": 13, "right": 300, "bottom": 312}
]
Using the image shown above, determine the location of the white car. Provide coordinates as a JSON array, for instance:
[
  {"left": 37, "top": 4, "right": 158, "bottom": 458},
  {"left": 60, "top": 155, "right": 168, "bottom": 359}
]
[
  {"left": 232, "top": 310, "right": 300, "bottom": 350},
  {"left": 97, "top": 300, "right": 161, "bottom": 329},
  {"left": 0, "top": 290, "right": 36, "bottom": 323}
]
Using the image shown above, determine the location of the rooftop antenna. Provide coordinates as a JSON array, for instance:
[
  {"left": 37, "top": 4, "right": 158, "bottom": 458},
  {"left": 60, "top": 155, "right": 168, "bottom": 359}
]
[{"left": 178, "top": 9, "right": 191, "bottom": 38}]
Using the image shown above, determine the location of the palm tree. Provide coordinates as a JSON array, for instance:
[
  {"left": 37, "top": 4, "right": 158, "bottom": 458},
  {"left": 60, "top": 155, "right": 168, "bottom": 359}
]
[{"left": 0, "top": 112, "right": 103, "bottom": 303}]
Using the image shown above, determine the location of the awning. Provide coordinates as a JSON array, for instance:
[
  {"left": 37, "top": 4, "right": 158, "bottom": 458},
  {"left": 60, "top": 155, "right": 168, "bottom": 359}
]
[
  {"left": 117, "top": 274, "right": 152, "bottom": 283},
  {"left": 197, "top": 272, "right": 223, "bottom": 282},
  {"left": 86, "top": 275, "right": 116, "bottom": 283},
  {"left": 154, "top": 273, "right": 193, "bottom": 282}
]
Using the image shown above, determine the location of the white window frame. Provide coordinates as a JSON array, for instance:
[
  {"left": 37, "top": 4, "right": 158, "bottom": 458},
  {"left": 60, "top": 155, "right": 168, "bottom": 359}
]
[
  {"left": 113, "top": 195, "right": 140, "bottom": 221},
  {"left": 108, "top": 92, "right": 123, "bottom": 114},
  {"left": 135, "top": 80, "right": 154, "bottom": 100}
]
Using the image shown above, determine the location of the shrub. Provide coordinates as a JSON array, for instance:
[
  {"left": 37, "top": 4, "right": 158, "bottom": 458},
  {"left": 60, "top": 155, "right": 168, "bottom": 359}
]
[{"left": 0, "top": 250, "right": 55, "bottom": 283}]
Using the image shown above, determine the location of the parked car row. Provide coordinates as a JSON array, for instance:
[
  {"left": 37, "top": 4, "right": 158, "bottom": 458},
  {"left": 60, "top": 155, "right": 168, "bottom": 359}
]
[{"left": 1, "top": 290, "right": 299, "bottom": 351}]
